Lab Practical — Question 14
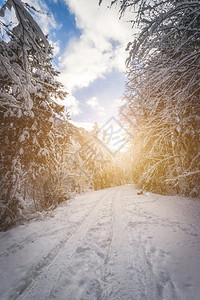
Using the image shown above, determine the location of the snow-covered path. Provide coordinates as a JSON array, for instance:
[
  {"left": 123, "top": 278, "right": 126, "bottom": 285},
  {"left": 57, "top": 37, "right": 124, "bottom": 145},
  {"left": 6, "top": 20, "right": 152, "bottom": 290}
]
[{"left": 0, "top": 185, "right": 200, "bottom": 300}]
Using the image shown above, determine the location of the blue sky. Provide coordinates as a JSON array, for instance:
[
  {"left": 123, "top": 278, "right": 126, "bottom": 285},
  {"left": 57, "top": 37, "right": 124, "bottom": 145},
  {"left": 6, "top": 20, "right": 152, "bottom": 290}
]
[{"left": 1, "top": 0, "right": 133, "bottom": 129}]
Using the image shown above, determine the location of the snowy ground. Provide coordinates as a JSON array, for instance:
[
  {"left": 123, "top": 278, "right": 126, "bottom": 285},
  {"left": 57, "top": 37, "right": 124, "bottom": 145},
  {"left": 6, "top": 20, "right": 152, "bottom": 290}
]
[{"left": 0, "top": 185, "right": 200, "bottom": 300}]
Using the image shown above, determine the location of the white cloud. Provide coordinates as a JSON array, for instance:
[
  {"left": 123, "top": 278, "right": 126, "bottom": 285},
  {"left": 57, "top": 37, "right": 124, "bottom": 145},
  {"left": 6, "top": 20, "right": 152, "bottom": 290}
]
[
  {"left": 64, "top": 94, "right": 82, "bottom": 116},
  {"left": 87, "top": 97, "right": 106, "bottom": 116},
  {"left": 59, "top": 0, "right": 133, "bottom": 92}
]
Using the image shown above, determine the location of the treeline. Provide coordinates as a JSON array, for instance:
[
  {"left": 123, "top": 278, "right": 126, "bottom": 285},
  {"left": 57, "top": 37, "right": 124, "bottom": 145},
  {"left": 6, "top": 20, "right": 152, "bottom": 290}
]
[
  {"left": 0, "top": 0, "right": 124, "bottom": 231},
  {"left": 2, "top": 0, "right": 200, "bottom": 231},
  {"left": 101, "top": 0, "right": 200, "bottom": 197}
]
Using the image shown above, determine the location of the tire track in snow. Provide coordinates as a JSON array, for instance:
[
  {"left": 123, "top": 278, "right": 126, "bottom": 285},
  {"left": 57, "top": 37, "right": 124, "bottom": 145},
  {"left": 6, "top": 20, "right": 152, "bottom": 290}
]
[
  {"left": 0, "top": 194, "right": 101, "bottom": 258},
  {"left": 2, "top": 185, "right": 200, "bottom": 299},
  {"left": 124, "top": 201, "right": 199, "bottom": 249},
  {"left": 47, "top": 188, "right": 115, "bottom": 299},
  {"left": 14, "top": 188, "right": 113, "bottom": 300},
  {"left": 102, "top": 186, "right": 158, "bottom": 300},
  {"left": 121, "top": 187, "right": 180, "bottom": 299},
  {"left": 122, "top": 186, "right": 199, "bottom": 238}
]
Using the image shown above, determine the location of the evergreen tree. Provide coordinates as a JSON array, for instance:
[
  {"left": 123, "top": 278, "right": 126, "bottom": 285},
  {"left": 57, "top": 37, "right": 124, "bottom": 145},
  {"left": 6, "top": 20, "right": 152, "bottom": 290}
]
[{"left": 0, "top": 0, "right": 67, "bottom": 229}]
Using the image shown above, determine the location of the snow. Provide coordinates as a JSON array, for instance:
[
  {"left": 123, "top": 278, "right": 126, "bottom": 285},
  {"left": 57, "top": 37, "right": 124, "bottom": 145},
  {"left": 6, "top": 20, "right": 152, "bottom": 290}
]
[{"left": 0, "top": 185, "right": 200, "bottom": 299}]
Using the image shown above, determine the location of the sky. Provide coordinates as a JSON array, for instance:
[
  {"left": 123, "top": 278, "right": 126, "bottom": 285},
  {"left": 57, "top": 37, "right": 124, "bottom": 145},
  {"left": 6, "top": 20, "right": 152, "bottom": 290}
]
[{"left": 0, "top": 0, "right": 133, "bottom": 129}]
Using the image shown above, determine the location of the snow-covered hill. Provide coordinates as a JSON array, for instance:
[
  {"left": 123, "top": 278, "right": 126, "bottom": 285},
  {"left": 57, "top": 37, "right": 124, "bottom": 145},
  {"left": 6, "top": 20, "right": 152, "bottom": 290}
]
[{"left": 0, "top": 185, "right": 200, "bottom": 299}]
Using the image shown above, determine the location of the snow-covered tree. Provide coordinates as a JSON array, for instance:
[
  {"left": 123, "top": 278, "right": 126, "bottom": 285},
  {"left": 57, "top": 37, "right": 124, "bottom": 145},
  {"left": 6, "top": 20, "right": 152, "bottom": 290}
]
[
  {"left": 100, "top": 0, "right": 200, "bottom": 196},
  {"left": 0, "top": 0, "right": 67, "bottom": 229}
]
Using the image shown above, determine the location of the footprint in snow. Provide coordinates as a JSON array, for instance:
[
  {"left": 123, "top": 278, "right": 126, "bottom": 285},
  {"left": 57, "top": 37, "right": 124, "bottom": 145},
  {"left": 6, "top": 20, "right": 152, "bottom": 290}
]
[{"left": 76, "top": 246, "right": 90, "bottom": 253}]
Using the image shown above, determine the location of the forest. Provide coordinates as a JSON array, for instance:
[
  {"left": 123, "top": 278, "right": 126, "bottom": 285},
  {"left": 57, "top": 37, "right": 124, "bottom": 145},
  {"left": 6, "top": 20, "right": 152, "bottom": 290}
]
[{"left": 0, "top": 0, "right": 200, "bottom": 231}]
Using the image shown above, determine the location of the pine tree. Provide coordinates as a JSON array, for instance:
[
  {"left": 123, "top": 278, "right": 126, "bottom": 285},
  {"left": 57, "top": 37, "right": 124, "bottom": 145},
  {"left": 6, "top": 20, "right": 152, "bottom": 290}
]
[{"left": 0, "top": 0, "right": 67, "bottom": 229}]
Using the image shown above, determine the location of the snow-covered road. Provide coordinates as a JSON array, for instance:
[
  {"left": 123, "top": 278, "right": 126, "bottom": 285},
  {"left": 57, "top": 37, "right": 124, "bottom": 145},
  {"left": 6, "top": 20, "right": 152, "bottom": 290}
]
[{"left": 0, "top": 185, "right": 200, "bottom": 299}]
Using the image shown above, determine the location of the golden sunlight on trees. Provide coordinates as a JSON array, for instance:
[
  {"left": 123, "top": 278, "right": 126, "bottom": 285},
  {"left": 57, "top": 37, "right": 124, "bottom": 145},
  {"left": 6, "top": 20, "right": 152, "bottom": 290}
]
[
  {"left": 1, "top": 0, "right": 200, "bottom": 231},
  {"left": 0, "top": 0, "right": 68, "bottom": 229},
  {"left": 101, "top": 0, "right": 200, "bottom": 196},
  {"left": 0, "top": 0, "right": 124, "bottom": 232}
]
